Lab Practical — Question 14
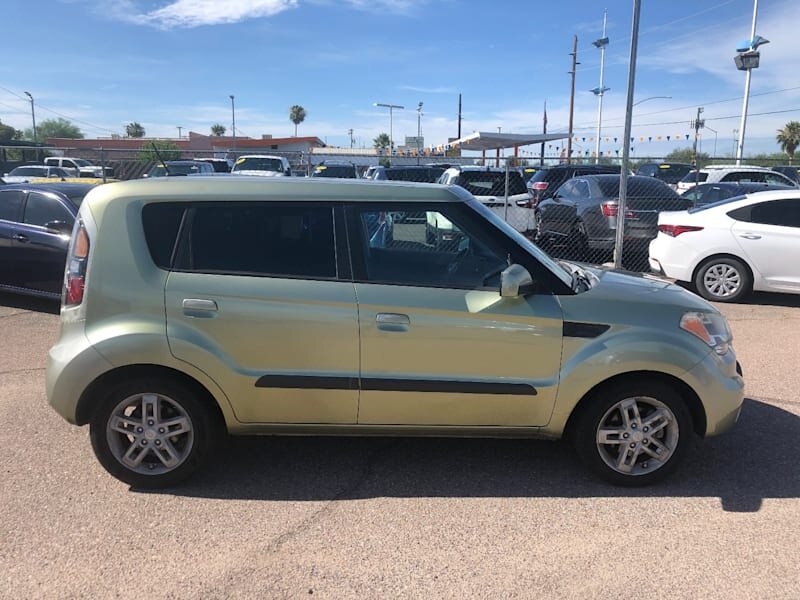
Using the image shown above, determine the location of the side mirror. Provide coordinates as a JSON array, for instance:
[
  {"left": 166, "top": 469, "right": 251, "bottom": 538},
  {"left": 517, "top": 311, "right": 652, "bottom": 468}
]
[
  {"left": 45, "top": 220, "right": 73, "bottom": 235},
  {"left": 500, "top": 264, "right": 535, "bottom": 298}
]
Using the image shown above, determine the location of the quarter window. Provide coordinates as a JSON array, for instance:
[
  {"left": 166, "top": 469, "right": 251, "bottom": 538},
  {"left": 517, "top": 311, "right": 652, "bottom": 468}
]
[
  {"left": 728, "top": 199, "right": 800, "bottom": 227},
  {"left": 178, "top": 203, "right": 337, "bottom": 278},
  {"left": 23, "top": 192, "right": 73, "bottom": 227}
]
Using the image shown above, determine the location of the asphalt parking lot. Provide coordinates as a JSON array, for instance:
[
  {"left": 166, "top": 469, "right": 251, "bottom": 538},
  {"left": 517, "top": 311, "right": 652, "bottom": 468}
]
[{"left": 1, "top": 290, "right": 798, "bottom": 598}]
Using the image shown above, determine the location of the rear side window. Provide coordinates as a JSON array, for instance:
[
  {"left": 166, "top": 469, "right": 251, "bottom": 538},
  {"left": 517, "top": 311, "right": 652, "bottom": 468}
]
[
  {"left": 142, "top": 203, "right": 185, "bottom": 269},
  {"left": 722, "top": 171, "right": 765, "bottom": 183},
  {"left": 177, "top": 203, "right": 336, "bottom": 278},
  {"left": 24, "top": 192, "right": 73, "bottom": 227},
  {"left": 731, "top": 199, "right": 800, "bottom": 227},
  {"left": 0, "top": 190, "right": 24, "bottom": 222}
]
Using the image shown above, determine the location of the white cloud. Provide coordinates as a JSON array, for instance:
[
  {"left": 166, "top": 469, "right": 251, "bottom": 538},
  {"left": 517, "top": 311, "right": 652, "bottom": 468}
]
[{"left": 119, "top": 0, "right": 298, "bottom": 29}]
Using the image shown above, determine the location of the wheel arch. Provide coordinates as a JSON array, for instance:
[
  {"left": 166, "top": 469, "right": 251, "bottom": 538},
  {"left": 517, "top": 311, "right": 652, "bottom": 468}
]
[
  {"left": 563, "top": 370, "right": 707, "bottom": 439},
  {"left": 75, "top": 364, "right": 227, "bottom": 429}
]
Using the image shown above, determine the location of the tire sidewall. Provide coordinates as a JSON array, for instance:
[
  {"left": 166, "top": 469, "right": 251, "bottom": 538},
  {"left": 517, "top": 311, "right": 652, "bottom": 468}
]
[
  {"left": 89, "top": 377, "right": 215, "bottom": 488},
  {"left": 573, "top": 380, "right": 693, "bottom": 486},
  {"left": 694, "top": 257, "right": 751, "bottom": 303}
]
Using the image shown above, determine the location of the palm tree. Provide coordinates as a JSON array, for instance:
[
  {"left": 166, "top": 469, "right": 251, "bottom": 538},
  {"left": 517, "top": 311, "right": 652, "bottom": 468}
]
[
  {"left": 373, "top": 133, "right": 390, "bottom": 150},
  {"left": 210, "top": 123, "right": 226, "bottom": 136},
  {"left": 289, "top": 105, "right": 307, "bottom": 137},
  {"left": 126, "top": 122, "right": 145, "bottom": 138},
  {"left": 776, "top": 121, "right": 800, "bottom": 164}
]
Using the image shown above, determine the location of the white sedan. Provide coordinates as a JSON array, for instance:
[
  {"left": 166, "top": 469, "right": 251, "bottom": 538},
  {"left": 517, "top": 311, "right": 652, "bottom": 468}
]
[{"left": 649, "top": 190, "right": 800, "bottom": 302}]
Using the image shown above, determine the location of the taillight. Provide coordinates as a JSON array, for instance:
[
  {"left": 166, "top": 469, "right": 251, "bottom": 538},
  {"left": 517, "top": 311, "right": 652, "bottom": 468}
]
[
  {"left": 64, "top": 223, "right": 89, "bottom": 307},
  {"left": 658, "top": 224, "right": 704, "bottom": 237},
  {"left": 531, "top": 182, "right": 549, "bottom": 191},
  {"left": 601, "top": 202, "right": 618, "bottom": 217}
]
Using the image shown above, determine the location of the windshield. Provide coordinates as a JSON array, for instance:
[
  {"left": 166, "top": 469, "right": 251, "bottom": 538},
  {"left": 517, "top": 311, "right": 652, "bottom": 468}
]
[
  {"left": 233, "top": 157, "right": 283, "bottom": 172},
  {"left": 148, "top": 163, "right": 205, "bottom": 177},
  {"left": 456, "top": 171, "right": 528, "bottom": 196},
  {"left": 466, "top": 198, "right": 572, "bottom": 288},
  {"left": 385, "top": 168, "right": 444, "bottom": 182},
  {"left": 652, "top": 164, "right": 691, "bottom": 184},
  {"left": 681, "top": 171, "right": 708, "bottom": 184},
  {"left": 312, "top": 165, "right": 356, "bottom": 178},
  {"left": 11, "top": 167, "right": 43, "bottom": 176},
  {"left": 73, "top": 159, "right": 92, "bottom": 167}
]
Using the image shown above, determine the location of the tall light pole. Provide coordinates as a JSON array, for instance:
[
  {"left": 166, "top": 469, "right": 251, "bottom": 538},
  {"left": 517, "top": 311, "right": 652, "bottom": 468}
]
[
  {"left": 374, "top": 102, "right": 404, "bottom": 153},
  {"left": 734, "top": 0, "right": 768, "bottom": 165},
  {"left": 632, "top": 95, "right": 671, "bottom": 107},
  {"left": 704, "top": 125, "right": 718, "bottom": 158},
  {"left": 348, "top": 128, "right": 354, "bottom": 148},
  {"left": 416, "top": 102, "right": 423, "bottom": 163},
  {"left": 566, "top": 35, "right": 578, "bottom": 164},
  {"left": 229, "top": 94, "right": 236, "bottom": 152},
  {"left": 591, "top": 9, "right": 610, "bottom": 164},
  {"left": 23, "top": 91, "right": 36, "bottom": 143},
  {"left": 176, "top": 126, "right": 183, "bottom": 138}
]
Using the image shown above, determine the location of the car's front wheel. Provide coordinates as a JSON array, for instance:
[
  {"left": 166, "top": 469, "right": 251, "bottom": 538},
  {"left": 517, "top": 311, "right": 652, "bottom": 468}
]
[
  {"left": 693, "top": 256, "right": 751, "bottom": 303},
  {"left": 89, "top": 377, "right": 217, "bottom": 488},
  {"left": 572, "top": 380, "right": 692, "bottom": 486}
]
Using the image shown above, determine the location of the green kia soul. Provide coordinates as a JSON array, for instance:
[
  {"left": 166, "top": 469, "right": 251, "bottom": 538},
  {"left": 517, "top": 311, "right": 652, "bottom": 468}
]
[{"left": 46, "top": 177, "right": 744, "bottom": 488}]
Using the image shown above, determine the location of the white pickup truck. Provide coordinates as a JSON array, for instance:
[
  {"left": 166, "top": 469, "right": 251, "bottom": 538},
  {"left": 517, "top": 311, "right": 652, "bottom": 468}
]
[{"left": 44, "top": 157, "right": 113, "bottom": 178}]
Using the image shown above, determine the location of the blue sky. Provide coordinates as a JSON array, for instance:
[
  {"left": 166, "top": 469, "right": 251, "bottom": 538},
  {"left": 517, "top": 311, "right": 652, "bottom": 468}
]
[{"left": 1, "top": 0, "right": 798, "bottom": 158}]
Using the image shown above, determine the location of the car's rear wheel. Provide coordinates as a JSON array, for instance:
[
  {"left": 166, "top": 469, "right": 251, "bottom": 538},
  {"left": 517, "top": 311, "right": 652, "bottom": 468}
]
[
  {"left": 572, "top": 380, "right": 692, "bottom": 486},
  {"left": 89, "top": 377, "right": 217, "bottom": 488},
  {"left": 693, "top": 256, "right": 751, "bottom": 302}
]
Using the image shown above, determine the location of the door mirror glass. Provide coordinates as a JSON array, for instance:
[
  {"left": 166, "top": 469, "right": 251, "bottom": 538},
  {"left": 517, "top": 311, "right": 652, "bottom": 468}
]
[{"left": 500, "top": 264, "right": 535, "bottom": 297}]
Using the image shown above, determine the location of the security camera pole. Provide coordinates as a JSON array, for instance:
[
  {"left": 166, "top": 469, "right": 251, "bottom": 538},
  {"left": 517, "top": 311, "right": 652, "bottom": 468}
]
[
  {"left": 613, "top": 0, "right": 641, "bottom": 269},
  {"left": 734, "top": 0, "right": 767, "bottom": 165}
]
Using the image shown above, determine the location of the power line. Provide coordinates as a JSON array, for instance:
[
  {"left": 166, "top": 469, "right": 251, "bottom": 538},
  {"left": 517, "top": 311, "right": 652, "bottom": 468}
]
[
  {"left": 0, "top": 85, "right": 114, "bottom": 134},
  {"left": 571, "top": 107, "right": 800, "bottom": 131}
]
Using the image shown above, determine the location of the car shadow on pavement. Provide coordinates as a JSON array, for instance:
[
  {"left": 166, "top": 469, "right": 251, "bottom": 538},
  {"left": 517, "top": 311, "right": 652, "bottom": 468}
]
[
  {"left": 146, "top": 398, "right": 798, "bottom": 513},
  {"left": 0, "top": 292, "right": 60, "bottom": 315},
  {"left": 746, "top": 292, "right": 800, "bottom": 308}
]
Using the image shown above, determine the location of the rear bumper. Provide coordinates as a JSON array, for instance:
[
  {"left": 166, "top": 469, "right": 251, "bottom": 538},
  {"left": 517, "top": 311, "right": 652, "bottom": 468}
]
[{"left": 648, "top": 235, "right": 695, "bottom": 282}]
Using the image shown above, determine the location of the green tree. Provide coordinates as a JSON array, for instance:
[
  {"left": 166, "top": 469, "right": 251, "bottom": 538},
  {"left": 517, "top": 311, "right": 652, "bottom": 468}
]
[
  {"left": 663, "top": 147, "right": 711, "bottom": 168},
  {"left": 373, "top": 132, "right": 390, "bottom": 150},
  {"left": 0, "top": 119, "right": 22, "bottom": 141},
  {"left": 289, "top": 105, "right": 307, "bottom": 137},
  {"left": 210, "top": 123, "right": 226, "bottom": 136},
  {"left": 776, "top": 121, "right": 800, "bottom": 165},
  {"left": 126, "top": 122, "right": 145, "bottom": 138},
  {"left": 24, "top": 117, "right": 83, "bottom": 141},
  {"left": 138, "top": 140, "right": 182, "bottom": 162}
]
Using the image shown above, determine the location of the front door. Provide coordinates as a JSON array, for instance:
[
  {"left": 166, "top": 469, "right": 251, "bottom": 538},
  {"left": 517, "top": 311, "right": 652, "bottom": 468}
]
[
  {"left": 165, "top": 202, "right": 360, "bottom": 424},
  {"left": 348, "top": 203, "right": 564, "bottom": 427}
]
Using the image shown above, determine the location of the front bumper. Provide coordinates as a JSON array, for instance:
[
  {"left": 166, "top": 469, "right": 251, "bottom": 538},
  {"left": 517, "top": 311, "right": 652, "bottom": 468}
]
[{"left": 682, "top": 349, "right": 745, "bottom": 437}]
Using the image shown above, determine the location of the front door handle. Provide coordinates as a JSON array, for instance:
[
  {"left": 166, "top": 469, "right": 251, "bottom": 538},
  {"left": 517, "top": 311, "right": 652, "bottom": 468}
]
[
  {"left": 182, "top": 298, "right": 218, "bottom": 317},
  {"left": 739, "top": 233, "right": 761, "bottom": 240},
  {"left": 376, "top": 313, "right": 410, "bottom": 332},
  {"left": 12, "top": 233, "right": 29, "bottom": 243}
]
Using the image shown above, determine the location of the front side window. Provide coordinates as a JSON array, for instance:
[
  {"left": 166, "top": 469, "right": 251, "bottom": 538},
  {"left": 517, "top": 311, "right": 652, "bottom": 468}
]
[
  {"left": 764, "top": 172, "right": 792, "bottom": 186},
  {"left": 23, "top": 192, "right": 73, "bottom": 227},
  {"left": 352, "top": 205, "right": 508, "bottom": 289},
  {"left": 177, "top": 203, "right": 336, "bottom": 278}
]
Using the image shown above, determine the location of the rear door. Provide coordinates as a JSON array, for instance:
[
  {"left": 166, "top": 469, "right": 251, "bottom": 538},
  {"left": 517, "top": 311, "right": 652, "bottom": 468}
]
[
  {"left": 0, "top": 190, "right": 25, "bottom": 288},
  {"left": 348, "top": 201, "right": 563, "bottom": 427},
  {"left": 15, "top": 191, "right": 74, "bottom": 294},
  {"left": 164, "top": 201, "right": 360, "bottom": 424},
  {"left": 730, "top": 198, "right": 800, "bottom": 291}
]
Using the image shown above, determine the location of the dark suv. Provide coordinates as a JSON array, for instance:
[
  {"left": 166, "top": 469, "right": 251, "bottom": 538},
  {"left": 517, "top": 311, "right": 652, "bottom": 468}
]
[
  {"left": 527, "top": 164, "right": 621, "bottom": 206},
  {"left": 636, "top": 163, "right": 692, "bottom": 186}
]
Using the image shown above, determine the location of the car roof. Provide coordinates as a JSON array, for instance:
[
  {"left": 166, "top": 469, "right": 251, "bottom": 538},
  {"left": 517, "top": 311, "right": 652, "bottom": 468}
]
[
  {"left": 162, "top": 160, "right": 207, "bottom": 165},
  {"left": 700, "top": 164, "right": 773, "bottom": 171},
  {"left": 82, "top": 177, "right": 468, "bottom": 210},
  {"left": 237, "top": 154, "right": 285, "bottom": 159},
  {"left": 700, "top": 181, "right": 792, "bottom": 190},
  {"left": 2, "top": 182, "right": 98, "bottom": 195}
]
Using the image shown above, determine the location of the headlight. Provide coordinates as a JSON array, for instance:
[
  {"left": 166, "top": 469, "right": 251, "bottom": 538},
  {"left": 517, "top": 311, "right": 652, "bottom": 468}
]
[{"left": 680, "top": 311, "right": 732, "bottom": 355}]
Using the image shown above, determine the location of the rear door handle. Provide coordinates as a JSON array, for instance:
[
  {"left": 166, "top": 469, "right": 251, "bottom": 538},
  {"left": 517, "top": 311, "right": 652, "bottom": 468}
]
[
  {"left": 376, "top": 313, "right": 410, "bottom": 332},
  {"left": 739, "top": 233, "right": 761, "bottom": 240},
  {"left": 12, "top": 233, "right": 29, "bottom": 243},
  {"left": 182, "top": 298, "right": 218, "bottom": 316}
]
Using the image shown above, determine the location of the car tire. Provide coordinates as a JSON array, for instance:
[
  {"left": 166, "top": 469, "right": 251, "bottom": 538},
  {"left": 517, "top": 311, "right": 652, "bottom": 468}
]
[
  {"left": 89, "top": 377, "right": 218, "bottom": 488},
  {"left": 572, "top": 379, "right": 692, "bottom": 486},
  {"left": 693, "top": 256, "right": 751, "bottom": 303}
]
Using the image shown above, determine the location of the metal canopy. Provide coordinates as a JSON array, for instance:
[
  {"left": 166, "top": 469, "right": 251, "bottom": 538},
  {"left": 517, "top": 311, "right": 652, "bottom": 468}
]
[{"left": 448, "top": 131, "right": 570, "bottom": 151}]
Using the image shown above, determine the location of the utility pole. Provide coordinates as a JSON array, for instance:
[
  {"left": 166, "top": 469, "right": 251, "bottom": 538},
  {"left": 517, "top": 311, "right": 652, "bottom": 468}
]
[
  {"left": 348, "top": 128, "right": 354, "bottom": 148},
  {"left": 733, "top": 129, "right": 739, "bottom": 156},
  {"left": 24, "top": 91, "right": 37, "bottom": 143},
  {"left": 229, "top": 94, "right": 236, "bottom": 152},
  {"left": 566, "top": 35, "right": 578, "bottom": 165},
  {"left": 176, "top": 126, "right": 183, "bottom": 138},
  {"left": 457, "top": 93, "right": 462, "bottom": 139},
  {"left": 692, "top": 107, "right": 705, "bottom": 188},
  {"left": 416, "top": 102, "right": 423, "bottom": 164},
  {"left": 592, "top": 10, "right": 610, "bottom": 164},
  {"left": 540, "top": 100, "right": 547, "bottom": 166}
]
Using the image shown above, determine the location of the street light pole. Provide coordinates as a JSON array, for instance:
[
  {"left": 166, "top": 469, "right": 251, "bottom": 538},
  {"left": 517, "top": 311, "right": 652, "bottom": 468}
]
[
  {"left": 229, "top": 94, "right": 236, "bottom": 152},
  {"left": 416, "top": 102, "right": 423, "bottom": 164},
  {"left": 176, "top": 126, "right": 183, "bottom": 138},
  {"left": 23, "top": 91, "right": 36, "bottom": 143},
  {"left": 374, "top": 102, "right": 404, "bottom": 153},
  {"left": 348, "top": 128, "right": 354, "bottom": 148},
  {"left": 592, "top": 9, "right": 610, "bottom": 164}
]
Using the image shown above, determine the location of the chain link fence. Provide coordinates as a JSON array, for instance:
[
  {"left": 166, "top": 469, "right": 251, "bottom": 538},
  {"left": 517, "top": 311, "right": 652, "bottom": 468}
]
[{"left": 4, "top": 144, "right": 798, "bottom": 275}]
